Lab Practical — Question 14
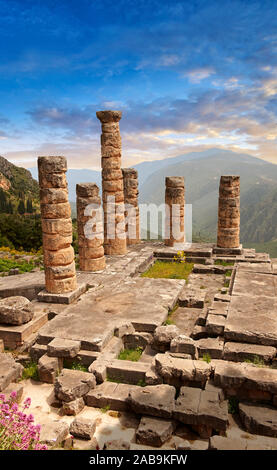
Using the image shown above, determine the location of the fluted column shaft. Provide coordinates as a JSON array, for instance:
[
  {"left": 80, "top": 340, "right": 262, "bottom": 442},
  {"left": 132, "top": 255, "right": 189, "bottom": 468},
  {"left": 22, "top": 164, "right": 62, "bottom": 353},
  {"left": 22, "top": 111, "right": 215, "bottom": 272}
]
[
  {"left": 122, "top": 168, "right": 140, "bottom": 245},
  {"left": 217, "top": 175, "right": 240, "bottom": 248}
]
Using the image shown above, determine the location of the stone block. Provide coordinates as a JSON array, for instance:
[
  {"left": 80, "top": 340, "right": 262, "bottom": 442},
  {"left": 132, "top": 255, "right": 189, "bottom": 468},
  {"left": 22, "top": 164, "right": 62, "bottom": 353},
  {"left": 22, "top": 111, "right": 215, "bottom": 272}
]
[
  {"left": 69, "top": 417, "right": 96, "bottom": 440},
  {"left": 206, "top": 314, "right": 225, "bottom": 336},
  {"left": 223, "top": 342, "right": 276, "bottom": 363},
  {"left": 0, "top": 296, "right": 34, "bottom": 325},
  {"left": 152, "top": 325, "right": 180, "bottom": 352},
  {"left": 195, "top": 337, "right": 224, "bottom": 359},
  {"left": 38, "top": 355, "right": 63, "bottom": 384},
  {"left": 170, "top": 335, "right": 198, "bottom": 358},
  {"left": 239, "top": 402, "right": 277, "bottom": 437},
  {"left": 54, "top": 368, "right": 96, "bottom": 402},
  {"left": 136, "top": 416, "right": 175, "bottom": 447},
  {"left": 62, "top": 397, "right": 85, "bottom": 416},
  {"left": 47, "top": 338, "right": 81, "bottom": 358},
  {"left": 155, "top": 354, "right": 212, "bottom": 388},
  {"left": 127, "top": 384, "right": 176, "bottom": 419},
  {"left": 40, "top": 420, "right": 69, "bottom": 447},
  {"left": 0, "top": 352, "right": 23, "bottom": 391}
]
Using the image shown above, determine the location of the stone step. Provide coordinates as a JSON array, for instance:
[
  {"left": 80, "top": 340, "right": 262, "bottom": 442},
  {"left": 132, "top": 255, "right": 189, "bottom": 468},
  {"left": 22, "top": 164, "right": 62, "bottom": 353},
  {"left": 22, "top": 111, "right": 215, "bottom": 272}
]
[
  {"left": 85, "top": 381, "right": 139, "bottom": 411},
  {"left": 127, "top": 384, "right": 176, "bottom": 419},
  {"left": 155, "top": 353, "right": 212, "bottom": 388},
  {"left": 214, "top": 293, "right": 231, "bottom": 302},
  {"left": 0, "top": 352, "right": 23, "bottom": 392},
  {"left": 178, "top": 288, "right": 205, "bottom": 308},
  {"left": 223, "top": 342, "right": 276, "bottom": 363},
  {"left": 0, "top": 310, "right": 48, "bottom": 350},
  {"left": 239, "top": 402, "right": 277, "bottom": 438},
  {"left": 195, "top": 337, "right": 224, "bottom": 359},
  {"left": 207, "top": 301, "right": 229, "bottom": 317},
  {"left": 174, "top": 386, "right": 228, "bottom": 435},
  {"left": 106, "top": 359, "right": 149, "bottom": 385},
  {"left": 206, "top": 314, "right": 226, "bottom": 336}
]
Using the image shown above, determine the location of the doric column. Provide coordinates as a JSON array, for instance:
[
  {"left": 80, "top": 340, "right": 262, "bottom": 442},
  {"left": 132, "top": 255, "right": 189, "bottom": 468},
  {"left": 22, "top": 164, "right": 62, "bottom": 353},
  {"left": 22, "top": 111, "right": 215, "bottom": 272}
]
[
  {"left": 122, "top": 168, "right": 140, "bottom": 245},
  {"left": 38, "top": 156, "right": 77, "bottom": 294},
  {"left": 165, "top": 177, "right": 185, "bottom": 247},
  {"left": 96, "top": 110, "right": 127, "bottom": 255},
  {"left": 217, "top": 175, "right": 240, "bottom": 248},
  {"left": 76, "top": 183, "right": 106, "bottom": 271}
]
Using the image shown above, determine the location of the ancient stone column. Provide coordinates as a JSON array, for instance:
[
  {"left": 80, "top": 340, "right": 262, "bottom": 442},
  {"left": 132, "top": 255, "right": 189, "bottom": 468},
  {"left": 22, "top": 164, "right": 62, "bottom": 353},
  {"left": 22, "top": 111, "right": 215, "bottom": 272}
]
[
  {"left": 76, "top": 183, "right": 106, "bottom": 271},
  {"left": 217, "top": 175, "right": 240, "bottom": 248},
  {"left": 38, "top": 156, "right": 77, "bottom": 294},
  {"left": 96, "top": 110, "right": 127, "bottom": 255},
  {"left": 122, "top": 168, "right": 140, "bottom": 245},
  {"left": 165, "top": 177, "right": 185, "bottom": 246}
]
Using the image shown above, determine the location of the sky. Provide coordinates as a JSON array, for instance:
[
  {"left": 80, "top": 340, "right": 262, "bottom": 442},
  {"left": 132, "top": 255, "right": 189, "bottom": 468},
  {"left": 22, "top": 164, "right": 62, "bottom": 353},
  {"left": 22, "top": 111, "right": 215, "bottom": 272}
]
[{"left": 0, "top": 0, "right": 277, "bottom": 169}]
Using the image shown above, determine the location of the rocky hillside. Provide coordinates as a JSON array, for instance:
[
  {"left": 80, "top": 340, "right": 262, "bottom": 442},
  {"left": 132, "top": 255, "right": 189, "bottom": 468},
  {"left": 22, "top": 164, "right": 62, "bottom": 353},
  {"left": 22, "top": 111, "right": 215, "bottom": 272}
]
[{"left": 0, "top": 156, "right": 39, "bottom": 214}]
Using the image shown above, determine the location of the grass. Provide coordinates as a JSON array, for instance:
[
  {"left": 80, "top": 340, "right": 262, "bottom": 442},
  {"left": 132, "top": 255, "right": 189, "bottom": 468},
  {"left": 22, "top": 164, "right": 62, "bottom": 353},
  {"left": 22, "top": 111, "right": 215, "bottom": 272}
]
[
  {"left": 118, "top": 347, "right": 143, "bottom": 362},
  {"left": 141, "top": 260, "right": 194, "bottom": 281},
  {"left": 202, "top": 353, "right": 211, "bottom": 363},
  {"left": 100, "top": 405, "right": 111, "bottom": 413},
  {"left": 0, "top": 258, "right": 36, "bottom": 274},
  {"left": 223, "top": 280, "right": 230, "bottom": 288},
  {"left": 228, "top": 397, "right": 239, "bottom": 415},
  {"left": 164, "top": 302, "right": 179, "bottom": 325},
  {"left": 214, "top": 260, "right": 235, "bottom": 266},
  {"left": 225, "top": 270, "right": 232, "bottom": 277},
  {"left": 63, "top": 360, "right": 88, "bottom": 372},
  {"left": 244, "top": 355, "right": 265, "bottom": 367},
  {"left": 21, "top": 361, "right": 39, "bottom": 381}
]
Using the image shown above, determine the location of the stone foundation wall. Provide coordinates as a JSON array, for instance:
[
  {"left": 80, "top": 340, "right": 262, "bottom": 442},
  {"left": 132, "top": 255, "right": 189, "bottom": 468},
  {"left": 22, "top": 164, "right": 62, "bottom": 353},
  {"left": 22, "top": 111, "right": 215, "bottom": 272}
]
[{"left": 38, "top": 156, "right": 77, "bottom": 294}]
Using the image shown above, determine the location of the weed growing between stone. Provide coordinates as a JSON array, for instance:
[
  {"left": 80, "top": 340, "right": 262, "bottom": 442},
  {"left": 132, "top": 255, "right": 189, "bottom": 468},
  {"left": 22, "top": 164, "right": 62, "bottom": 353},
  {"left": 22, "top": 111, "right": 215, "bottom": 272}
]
[
  {"left": 63, "top": 360, "right": 88, "bottom": 372},
  {"left": 164, "top": 302, "right": 179, "bottom": 325},
  {"left": 202, "top": 353, "right": 211, "bottom": 363},
  {"left": 118, "top": 347, "right": 143, "bottom": 362},
  {"left": 228, "top": 397, "right": 239, "bottom": 414},
  {"left": 214, "top": 260, "right": 235, "bottom": 266},
  {"left": 244, "top": 355, "right": 265, "bottom": 367},
  {"left": 21, "top": 362, "right": 39, "bottom": 381}
]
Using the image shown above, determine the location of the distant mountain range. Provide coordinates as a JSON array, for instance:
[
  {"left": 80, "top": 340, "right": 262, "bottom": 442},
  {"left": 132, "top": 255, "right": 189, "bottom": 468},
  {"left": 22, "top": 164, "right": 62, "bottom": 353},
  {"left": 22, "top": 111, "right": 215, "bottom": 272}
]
[{"left": 28, "top": 148, "right": 277, "bottom": 248}]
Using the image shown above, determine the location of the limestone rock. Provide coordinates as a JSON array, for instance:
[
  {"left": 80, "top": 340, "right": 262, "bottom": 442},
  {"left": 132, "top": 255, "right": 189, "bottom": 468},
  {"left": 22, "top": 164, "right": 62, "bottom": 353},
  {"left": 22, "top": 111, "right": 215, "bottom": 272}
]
[
  {"left": 152, "top": 325, "right": 181, "bottom": 352},
  {"left": 2, "top": 382, "right": 24, "bottom": 403},
  {"left": 69, "top": 417, "right": 96, "bottom": 440},
  {"left": 54, "top": 368, "right": 96, "bottom": 402},
  {"left": 239, "top": 403, "right": 277, "bottom": 437},
  {"left": 223, "top": 342, "right": 276, "bottom": 363},
  {"left": 195, "top": 337, "right": 224, "bottom": 359},
  {"left": 0, "top": 296, "right": 34, "bottom": 325},
  {"left": 136, "top": 416, "right": 175, "bottom": 447},
  {"left": 155, "top": 354, "right": 211, "bottom": 388},
  {"left": 170, "top": 335, "right": 198, "bottom": 358},
  {"left": 47, "top": 338, "right": 81, "bottom": 358},
  {"left": 38, "top": 355, "right": 63, "bottom": 384},
  {"left": 62, "top": 397, "right": 85, "bottom": 416},
  {"left": 0, "top": 353, "right": 23, "bottom": 391},
  {"left": 40, "top": 420, "right": 69, "bottom": 447},
  {"left": 127, "top": 384, "right": 176, "bottom": 418}
]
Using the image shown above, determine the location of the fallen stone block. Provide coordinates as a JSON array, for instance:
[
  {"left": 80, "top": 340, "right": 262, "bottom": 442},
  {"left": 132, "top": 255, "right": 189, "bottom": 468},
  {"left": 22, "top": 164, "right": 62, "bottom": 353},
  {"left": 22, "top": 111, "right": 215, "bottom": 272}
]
[
  {"left": 75, "top": 350, "right": 99, "bottom": 367},
  {"left": 197, "top": 308, "right": 208, "bottom": 326},
  {"left": 54, "top": 368, "right": 96, "bottom": 402},
  {"left": 170, "top": 335, "right": 198, "bottom": 359},
  {"left": 178, "top": 288, "right": 205, "bottom": 308},
  {"left": 40, "top": 420, "right": 69, "bottom": 447},
  {"left": 0, "top": 352, "right": 23, "bottom": 391},
  {"left": 47, "top": 338, "right": 81, "bottom": 358},
  {"left": 88, "top": 356, "right": 111, "bottom": 383},
  {"left": 173, "top": 386, "right": 228, "bottom": 434},
  {"left": 85, "top": 382, "right": 138, "bottom": 412},
  {"left": 70, "top": 417, "right": 96, "bottom": 440},
  {"left": 195, "top": 337, "right": 224, "bottom": 359},
  {"left": 0, "top": 296, "right": 34, "bottom": 325},
  {"left": 2, "top": 382, "right": 24, "bottom": 403},
  {"left": 239, "top": 402, "right": 277, "bottom": 438},
  {"left": 127, "top": 384, "right": 176, "bottom": 419},
  {"left": 145, "top": 362, "right": 163, "bottom": 385},
  {"left": 152, "top": 324, "right": 180, "bottom": 352},
  {"left": 208, "top": 301, "right": 228, "bottom": 317},
  {"left": 30, "top": 343, "right": 48, "bottom": 362},
  {"left": 114, "top": 322, "right": 135, "bottom": 338},
  {"left": 136, "top": 416, "right": 175, "bottom": 447},
  {"left": 123, "top": 332, "right": 152, "bottom": 350},
  {"left": 38, "top": 355, "right": 63, "bottom": 384},
  {"left": 191, "top": 325, "right": 209, "bottom": 340},
  {"left": 155, "top": 354, "right": 212, "bottom": 388},
  {"left": 103, "top": 439, "right": 130, "bottom": 450},
  {"left": 223, "top": 342, "right": 276, "bottom": 363},
  {"left": 206, "top": 314, "right": 225, "bottom": 336},
  {"left": 62, "top": 397, "right": 85, "bottom": 416},
  {"left": 106, "top": 359, "right": 149, "bottom": 385}
]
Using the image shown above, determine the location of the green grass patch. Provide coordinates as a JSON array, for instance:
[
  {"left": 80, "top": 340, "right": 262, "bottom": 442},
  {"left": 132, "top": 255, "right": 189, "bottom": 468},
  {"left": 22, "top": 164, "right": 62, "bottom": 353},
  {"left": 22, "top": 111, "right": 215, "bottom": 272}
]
[
  {"left": 118, "top": 347, "right": 143, "bottom": 362},
  {"left": 214, "top": 260, "right": 234, "bottom": 266},
  {"left": 225, "top": 270, "right": 232, "bottom": 277},
  {"left": 164, "top": 302, "right": 179, "bottom": 325},
  {"left": 141, "top": 260, "right": 194, "bottom": 281},
  {"left": 244, "top": 355, "right": 265, "bottom": 367},
  {"left": 137, "top": 379, "right": 146, "bottom": 387},
  {"left": 228, "top": 397, "right": 239, "bottom": 414},
  {"left": 0, "top": 258, "right": 36, "bottom": 274},
  {"left": 21, "top": 362, "right": 39, "bottom": 381},
  {"left": 223, "top": 280, "right": 230, "bottom": 288},
  {"left": 63, "top": 360, "right": 88, "bottom": 372},
  {"left": 202, "top": 353, "right": 211, "bottom": 363},
  {"left": 100, "top": 404, "right": 111, "bottom": 413}
]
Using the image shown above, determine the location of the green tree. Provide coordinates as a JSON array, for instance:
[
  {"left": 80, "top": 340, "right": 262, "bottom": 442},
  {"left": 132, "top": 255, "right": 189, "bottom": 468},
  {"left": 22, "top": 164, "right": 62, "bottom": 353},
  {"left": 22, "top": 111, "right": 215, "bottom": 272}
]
[{"left": 18, "top": 200, "right": 25, "bottom": 215}]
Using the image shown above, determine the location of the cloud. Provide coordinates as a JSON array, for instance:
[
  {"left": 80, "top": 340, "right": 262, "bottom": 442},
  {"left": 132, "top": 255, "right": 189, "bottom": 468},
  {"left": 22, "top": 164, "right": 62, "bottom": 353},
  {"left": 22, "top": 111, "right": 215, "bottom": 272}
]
[{"left": 186, "top": 68, "right": 215, "bottom": 83}]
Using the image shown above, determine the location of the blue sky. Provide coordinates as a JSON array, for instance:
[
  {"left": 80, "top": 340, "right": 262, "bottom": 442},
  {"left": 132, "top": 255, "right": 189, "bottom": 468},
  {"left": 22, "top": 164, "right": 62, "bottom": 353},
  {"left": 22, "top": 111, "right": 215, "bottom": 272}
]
[{"left": 0, "top": 0, "right": 277, "bottom": 169}]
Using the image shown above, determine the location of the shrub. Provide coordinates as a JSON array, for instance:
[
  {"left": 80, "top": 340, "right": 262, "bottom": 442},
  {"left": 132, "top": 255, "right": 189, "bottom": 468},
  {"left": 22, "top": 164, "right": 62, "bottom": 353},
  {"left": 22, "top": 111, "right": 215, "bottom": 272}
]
[{"left": 0, "top": 392, "right": 47, "bottom": 450}]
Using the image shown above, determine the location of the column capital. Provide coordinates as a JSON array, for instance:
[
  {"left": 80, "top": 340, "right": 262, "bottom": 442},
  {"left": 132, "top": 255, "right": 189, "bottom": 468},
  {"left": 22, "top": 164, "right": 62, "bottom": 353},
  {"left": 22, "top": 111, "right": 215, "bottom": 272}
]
[{"left": 96, "top": 110, "right": 122, "bottom": 123}]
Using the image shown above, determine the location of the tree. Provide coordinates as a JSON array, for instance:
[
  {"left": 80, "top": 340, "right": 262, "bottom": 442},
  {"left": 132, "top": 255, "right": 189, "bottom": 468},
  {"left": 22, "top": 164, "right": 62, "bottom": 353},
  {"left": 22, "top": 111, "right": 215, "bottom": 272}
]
[{"left": 18, "top": 200, "right": 25, "bottom": 215}]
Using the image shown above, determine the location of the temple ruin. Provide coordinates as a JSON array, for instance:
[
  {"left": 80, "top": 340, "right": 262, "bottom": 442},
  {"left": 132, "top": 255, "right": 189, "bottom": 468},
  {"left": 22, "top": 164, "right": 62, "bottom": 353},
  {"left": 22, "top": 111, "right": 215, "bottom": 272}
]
[{"left": 1, "top": 110, "right": 277, "bottom": 451}]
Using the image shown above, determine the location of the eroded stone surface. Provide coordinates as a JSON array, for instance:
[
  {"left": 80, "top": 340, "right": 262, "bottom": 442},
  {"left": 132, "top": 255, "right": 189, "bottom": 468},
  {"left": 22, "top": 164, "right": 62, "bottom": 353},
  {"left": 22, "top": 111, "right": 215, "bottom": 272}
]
[
  {"left": 54, "top": 368, "right": 96, "bottom": 402},
  {"left": 136, "top": 416, "right": 174, "bottom": 447},
  {"left": 0, "top": 352, "right": 23, "bottom": 391},
  {"left": 40, "top": 420, "right": 69, "bottom": 447},
  {"left": 127, "top": 384, "right": 176, "bottom": 418},
  {"left": 70, "top": 417, "right": 96, "bottom": 440},
  {"left": 152, "top": 325, "right": 181, "bottom": 352},
  {"left": 155, "top": 354, "right": 212, "bottom": 388},
  {"left": 223, "top": 342, "right": 276, "bottom": 363},
  {"left": 239, "top": 403, "right": 277, "bottom": 437},
  {"left": 0, "top": 296, "right": 34, "bottom": 325},
  {"left": 38, "top": 355, "right": 63, "bottom": 384}
]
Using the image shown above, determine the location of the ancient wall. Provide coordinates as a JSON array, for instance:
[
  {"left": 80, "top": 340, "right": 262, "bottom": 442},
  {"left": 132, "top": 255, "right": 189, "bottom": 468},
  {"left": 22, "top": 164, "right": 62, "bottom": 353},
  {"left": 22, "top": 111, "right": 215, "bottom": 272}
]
[
  {"left": 122, "top": 168, "right": 140, "bottom": 245},
  {"left": 96, "top": 111, "right": 127, "bottom": 255},
  {"left": 76, "top": 183, "right": 106, "bottom": 271},
  {"left": 217, "top": 175, "right": 240, "bottom": 248},
  {"left": 165, "top": 176, "right": 185, "bottom": 247},
  {"left": 38, "top": 156, "right": 77, "bottom": 294}
]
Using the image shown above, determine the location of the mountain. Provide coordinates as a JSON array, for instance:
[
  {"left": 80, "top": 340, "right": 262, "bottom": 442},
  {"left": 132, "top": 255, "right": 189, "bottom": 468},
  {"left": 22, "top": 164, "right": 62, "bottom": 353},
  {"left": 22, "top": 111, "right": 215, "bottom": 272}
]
[
  {"left": 138, "top": 149, "right": 277, "bottom": 243},
  {"left": 0, "top": 156, "right": 39, "bottom": 214}
]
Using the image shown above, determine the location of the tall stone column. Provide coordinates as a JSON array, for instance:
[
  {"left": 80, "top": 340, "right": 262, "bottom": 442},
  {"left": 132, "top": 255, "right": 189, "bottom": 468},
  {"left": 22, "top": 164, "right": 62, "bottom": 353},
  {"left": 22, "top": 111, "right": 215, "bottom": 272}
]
[
  {"left": 76, "top": 183, "right": 106, "bottom": 271},
  {"left": 96, "top": 110, "right": 127, "bottom": 255},
  {"left": 217, "top": 175, "right": 240, "bottom": 248},
  {"left": 122, "top": 168, "right": 140, "bottom": 245},
  {"left": 38, "top": 156, "right": 77, "bottom": 294},
  {"left": 165, "top": 177, "right": 185, "bottom": 247}
]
